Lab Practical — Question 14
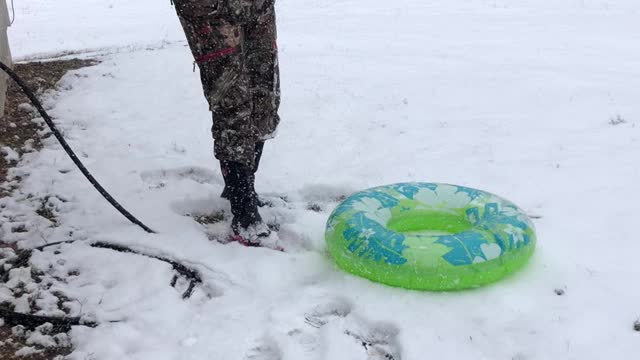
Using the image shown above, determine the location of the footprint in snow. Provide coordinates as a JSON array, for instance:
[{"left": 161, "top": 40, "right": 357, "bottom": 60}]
[
  {"left": 304, "top": 297, "right": 353, "bottom": 328},
  {"left": 175, "top": 202, "right": 314, "bottom": 252},
  {"left": 306, "top": 298, "right": 401, "bottom": 360},
  {"left": 269, "top": 297, "right": 401, "bottom": 360},
  {"left": 344, "top": 322, "right": 401, "bottom": 360},
  {"left": 299, "top": 184, "right": 353, "bottom": 204},
  {"left": 247, "top": 298, "right": 353, "bottom": 359},
  {"left": 246, "top": 336, "right": 282, "bottom": 360},
  {"left": 140, "top": 166, "right": 222, "bottom": 189}
]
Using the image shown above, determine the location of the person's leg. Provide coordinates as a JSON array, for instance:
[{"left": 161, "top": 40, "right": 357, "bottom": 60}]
[
  {"left": 244, "top": 8, "right": 281, "bottom": 144},
  {"left": 205, "top": 5, "right": 280, "bottom": 168},
  {"left": 221, "top": 8, "right": 280, "bottom": 206},
  {"left": 176, "top": 11, "right": 258, "bottom": 168},
  {"left": 175, "top": 11, "right": 265, "bottom": 239},
  {"left": 174, "top": 3, "right": 279, "bottom": 242}
]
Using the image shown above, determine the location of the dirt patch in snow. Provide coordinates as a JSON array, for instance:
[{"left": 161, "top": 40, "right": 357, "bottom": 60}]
[
  {"left": 0, "top": 324, "right": 72, "bottom": 360},
  {"left": 0, "top": 59, "right": 97, "bottom": 197},
  {"left": 1, "top": 58, "right": 97, "bottom": 360}
]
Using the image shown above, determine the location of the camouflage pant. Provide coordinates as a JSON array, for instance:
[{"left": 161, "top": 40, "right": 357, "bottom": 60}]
[{"left": 173, "top": 0, "right": 280, "bottom": 167}]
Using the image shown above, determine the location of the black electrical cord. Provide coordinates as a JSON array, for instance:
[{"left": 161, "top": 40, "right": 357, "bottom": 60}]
[
  {"left": 0, "top": 61, "right": 155, "bottom": 233},
  {"left": 1, "top": 239, "right": 204, "bottom": 330}
]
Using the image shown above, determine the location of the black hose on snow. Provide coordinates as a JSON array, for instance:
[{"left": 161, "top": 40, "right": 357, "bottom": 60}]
[{"left": 0, "top": 61, "right": 155, "bottom": 233}]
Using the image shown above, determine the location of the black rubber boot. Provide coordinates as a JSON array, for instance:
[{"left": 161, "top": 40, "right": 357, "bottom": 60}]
[
  {"left": 221, "top": 142, "right": 265, "bottom": 203},
  {"left": 221, "top": 160, "right": 270, "bottom": 243}
]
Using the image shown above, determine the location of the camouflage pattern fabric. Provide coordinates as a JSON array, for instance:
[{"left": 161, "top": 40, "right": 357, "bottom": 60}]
[{"left": 173, "top": 0, "right": 280, "bottom": 167}]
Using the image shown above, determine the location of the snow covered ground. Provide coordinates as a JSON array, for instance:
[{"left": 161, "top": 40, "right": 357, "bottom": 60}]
[{"left": 3, "top": 0, "right": 640, "bottom": 359}]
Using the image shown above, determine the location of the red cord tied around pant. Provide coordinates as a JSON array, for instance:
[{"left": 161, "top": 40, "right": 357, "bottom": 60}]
[{"left": 196, "top": 47, "right": 240, "bottom": 64}]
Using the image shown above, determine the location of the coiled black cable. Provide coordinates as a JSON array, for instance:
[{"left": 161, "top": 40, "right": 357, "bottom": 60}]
[{"left": 0, "top": 61, "right": 155, "bottom": 233}]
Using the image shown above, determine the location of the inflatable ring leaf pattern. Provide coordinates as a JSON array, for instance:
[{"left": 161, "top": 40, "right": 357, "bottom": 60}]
[
  {"left": 325, "top": 183, "right": 536, "bottom": 290},
  {"left": 329, "top": 183, "right": 534, "bottom": 265},
  {"left": 344, "top": 212, "right": 409, "bottom": 265},
  {"left": 434, "top": 231, "right": 499, "bottom": 266}
]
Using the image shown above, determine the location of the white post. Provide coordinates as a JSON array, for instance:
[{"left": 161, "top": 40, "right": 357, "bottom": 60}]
[{"left": 0, "top": 0, "right": 12, "bottom": 118}]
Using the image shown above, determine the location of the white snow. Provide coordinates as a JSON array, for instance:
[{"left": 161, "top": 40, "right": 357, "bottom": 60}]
[
  {"left": 1, "top": 146, "right": 19, "bottom": 161},
  {"left": 13, "top": 345, "right": 43, "bottom": 357},
  {"left": 9, "top": 0, "right": 185, "bottom": 60},
  {"left": 26, "top": 327, "right": 57, "bottom": 348},
  {"left": 17, "top": 103, "right": 35, "bottom": 113},
  {"left": 4, "top": 0, "right": 640, "bottom": 359}
]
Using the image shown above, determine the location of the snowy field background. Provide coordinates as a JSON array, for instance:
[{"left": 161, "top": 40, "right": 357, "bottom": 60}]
[{"left": 3, "top": 0, "right": 640, "bottom": 359}]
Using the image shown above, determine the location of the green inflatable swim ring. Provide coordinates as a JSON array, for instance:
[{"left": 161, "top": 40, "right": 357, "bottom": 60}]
[{"left": 325, "top": 183, "right": 536, "bottom": 291}]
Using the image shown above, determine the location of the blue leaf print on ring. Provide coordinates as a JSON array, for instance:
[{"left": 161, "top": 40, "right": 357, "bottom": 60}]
[
  {"left": 435, "top": 232, "right": 489, "bottom": 266},
  {"left": 333, "top": 190, "right": 400, "bottom": 218},
  {"left": 343, "top": 212, "right": 408, "bottom": 265}
]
